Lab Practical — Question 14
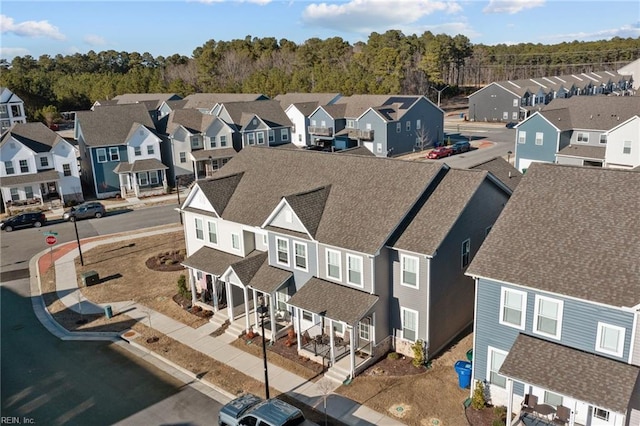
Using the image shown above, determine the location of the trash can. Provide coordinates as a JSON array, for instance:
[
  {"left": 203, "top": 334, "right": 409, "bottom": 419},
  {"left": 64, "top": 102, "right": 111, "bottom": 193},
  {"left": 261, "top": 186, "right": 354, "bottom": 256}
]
[
  {"left": 460, "top": 112, "right": 465, "bottom": 118},
  {"left": 81, "top": 270, "right": 100, "bottom": 286},
  {"left": 454, "top": 360, "right": 472, "bottom": 389},
  {"left": 466, "top": 349, "right": 473, "bottom": 362},
  {"left": 104, "top": 305, "right": 113, "bottom": 319}
]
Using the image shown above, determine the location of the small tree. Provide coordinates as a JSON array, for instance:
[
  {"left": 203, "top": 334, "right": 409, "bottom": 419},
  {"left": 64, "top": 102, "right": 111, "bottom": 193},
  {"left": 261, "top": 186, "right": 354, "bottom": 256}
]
[
  {"left": 177, "top": 274, "right": 190, "bottom": 299},
  {"left": 415, "top": 127, "right": 432, "bottom": 151},
  {"left": 471, "top": 381, "right": 486, "bottom": 410},
  {"left": 411, "top": 339, "right": 426, "bottom": 367}
]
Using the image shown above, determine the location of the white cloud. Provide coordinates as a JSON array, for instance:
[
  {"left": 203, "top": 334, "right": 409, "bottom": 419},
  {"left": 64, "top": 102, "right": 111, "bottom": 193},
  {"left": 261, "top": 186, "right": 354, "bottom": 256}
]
[
  {"left": 483, "top": 0, "right": 544, "bottom": 14},
  {"left": 302, "top": 0, "right": 462, "bottom": 35},
  {"left": 541, "top": 23, "right": 640, "bottom": 42},
  {"left": 0, "top": 47, "right": 30, "bottom": 60},
  {"left": 0, "top": 15, "right": 66, "bottom": 40},
  {"left": 84, "top": 34, "right": 107, "bottom": 46}
]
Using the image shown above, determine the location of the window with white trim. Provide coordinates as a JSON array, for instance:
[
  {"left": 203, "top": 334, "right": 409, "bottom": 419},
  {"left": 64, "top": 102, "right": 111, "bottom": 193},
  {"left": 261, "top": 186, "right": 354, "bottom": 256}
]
[
  {"left": 134, "top": 146, "right": 141, "bottom": 156},
  {"left": 302, "top": 311, "right": 313, "bottom": 322},
  {"left": 593, "top": 407, "right": 610, "bottom": 421},
  {"left": 599, "top": 134, "right": 607, "bottom": 144},
  {"left": 280, "top": 128, "right": 289, "bottom": 141},
  {"left": 209, "top": 136, "right": 216, "bottom": 148},
  {"left": 257, "top": 132, "right": 265, "bottom": 145},
  {"left": 19, "top": 159, "right": 28, "bottom": 173},
  {"left": 405, "top": 121, "right": 411, "bottom": 131},
  {"left": 231, "top": 233, "right": 240, "bottom": 250},
  {"left": 25, "top": 186, "right": 33, "bottom": 199},
  {"left": 518, "top": 131, "right": 526, "bottom": 144},
  {"left": 623, "top": 141, "right": 632, "bottom": 154},
  {"left": 502, "top": 111, "right": 508, "bottom": 120},
  {"left": 513, "top": 99, "right": 518, "bottom": 107},
  {"left": 138, "top": 172, "right": 148, "bottom": 186},
  {"left": 63, "top": 164, "right": 72, "bottom": 176},
  {"left": 149, "top": 170, "right": 159, "bottom": 185},
  {"left": 147, "top": 145, "right": 155, "bottom": 155},
  {"left": 220, "top": 135, "right": 227, "bottom": 147},
  {"left": 512, "top": 112, "right": 518, "bottom": 120},
  {"left": 207, "top": 221, "right": 218, "bottom": 244},
  {"left": 108, "top": 147, "right": 119, "bottom": 161},
  {"left": 333, "top": 322, "right": 344, "bottom": 335},
  {"left": 276, "top": 291, "right": 289, "bottom": 311},
  {"left": 400, "top": 254, "right": 418, "bottom": 288},
  {"left": 179, "top": 152, "right": 186, "bottom": 163},
  {"left": 347, "top": 254, "right": 363, "bottom": 287},
  {"left": 488, "top": 347, "right": 507, "bottom": 388},
  {"left": 595, "top": 322, "right": 625, "bottom": 357},
  {"left": 40, "top": 157, "right": 49, "bottom": 167},
  {"left": 577, "top": 132, "right": 589, "bottom": 143},
  {"left": 461, "top": 239, "right": 471, "bottom": 268},
  {"left": 358, "top": 322, "right": 370, "bottom": 340},
  {"left": 535, "top": 132, "right": 544, "bottom": 145},
  {"left": 347, "top": 119, "right": 355, "bottom": 128},
  {"left": 543, "top": 391, "right": 563, "bottom": 407},
  {"left": 4, "top": 161, "right": 14, "bottom": 175},
  {"left": 396, "top": 123, "right": 401, "bottom": 133},
  {"left": 499, "top": 287, "right": 526, "bottom": 329},
  {"left": 416, "top": 119, "right": 421, "bottom": 130},
  {"left": 97, "top": 148, "right": 107, "bottom": 163},
  {"left": 294, "top": 242, "right": 307, "bottom": 271},
  {"left": 533, "top": 296, "right": 563, "bottom": 339},
  {"left": 276, "top": 237, "right": 289, "bottom": 266},
  {"left": 10, "top": 188, "right": 19, "bottom": 201},
  {"left": 268, "top": 130, "right": 274, "bottom": 143},
  {"left": 401, "top": 307, "right": 418, "bottom": 342},
  {"left": 326, "top": 249, "right": 341, "bottom": 281},
  {"left": 195, "top": 218, "right": 204, "bottom": 240},
  {"left": 247, "top": 133, "right": 255, "bottom": 145}
]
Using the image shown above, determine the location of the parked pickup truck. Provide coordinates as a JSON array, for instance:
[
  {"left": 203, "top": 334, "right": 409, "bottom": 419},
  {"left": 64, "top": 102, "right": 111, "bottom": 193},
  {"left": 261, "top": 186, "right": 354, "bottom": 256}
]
[{"left": 218, "top": 394, "right": 318, "bottom": 426}]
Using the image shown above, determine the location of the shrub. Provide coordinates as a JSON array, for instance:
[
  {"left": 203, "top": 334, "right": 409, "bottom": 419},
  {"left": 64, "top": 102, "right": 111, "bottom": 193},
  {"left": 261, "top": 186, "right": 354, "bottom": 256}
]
[
  {"left": 492, "top": 420, "right": 505, "bottom": 426},
  {"left": 177, "top": 274, "right": 190, "bottom": 299},
  {"left": 411, "top": 339, "right": 425, "bottom": 367},
  {"left": 471, "top": 381, "right": 486, "bottom": 410},
  {"left": 165, "top": 259, "right": 177, "bottom": 265},
  {"left": 387, "top": 352, "right": 400, "bottom": 360}
]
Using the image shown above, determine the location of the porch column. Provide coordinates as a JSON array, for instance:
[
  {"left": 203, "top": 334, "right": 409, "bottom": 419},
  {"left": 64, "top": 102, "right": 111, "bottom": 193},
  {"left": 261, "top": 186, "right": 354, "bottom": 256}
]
[
  {"left": 329, "top": 319, "right": 335, "bottom": 365},
  {"left": 349, "top": 327, "right": 355, "bottom": 379},
  {"left": 506, "top": 379, "right": 514, "bottom": 426},
  {"left": 189, "top": 271, "right": 197, "bottom": 304},
  {"left": 226, "top": 280, "right": 234, "bottom": 321},
  {"left": 243, "top": 286, "right": 250, "bottom": 333},
  {"left": 296, "top": 308, "right": 302, "bottom": 351},
  {"left": 212, "top": 275, "right": 219, "bottom": 311},
  {"left": 268, "top": 295, "right": 276, "bottom": 343},
  {"left": 252, "top": 290, "right": 259, "bottom": 329},
  {"left": 569, "top": 401, "right": 576, "bottom": 426}
]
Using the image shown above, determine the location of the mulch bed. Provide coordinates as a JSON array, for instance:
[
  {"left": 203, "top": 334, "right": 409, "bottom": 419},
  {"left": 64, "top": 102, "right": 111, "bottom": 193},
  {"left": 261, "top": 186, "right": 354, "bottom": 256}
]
[
  {"left": 465, "top": 405, "right": 509, "bottom": 426},
  {"left": 145, "top": 249, "right": 186, "bottom": 272}
]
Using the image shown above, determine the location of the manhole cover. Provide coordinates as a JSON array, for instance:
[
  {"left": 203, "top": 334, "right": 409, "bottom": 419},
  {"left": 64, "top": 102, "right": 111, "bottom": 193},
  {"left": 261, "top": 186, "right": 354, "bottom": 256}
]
[{"left": 389, "top": 404, "right": 410, "bottom": 418}]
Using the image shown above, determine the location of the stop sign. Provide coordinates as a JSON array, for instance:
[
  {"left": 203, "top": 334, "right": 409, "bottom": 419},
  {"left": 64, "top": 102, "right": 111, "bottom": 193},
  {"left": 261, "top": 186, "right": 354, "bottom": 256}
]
[{"left": 45, "top": 235, "right": 57, "bottom": 245}]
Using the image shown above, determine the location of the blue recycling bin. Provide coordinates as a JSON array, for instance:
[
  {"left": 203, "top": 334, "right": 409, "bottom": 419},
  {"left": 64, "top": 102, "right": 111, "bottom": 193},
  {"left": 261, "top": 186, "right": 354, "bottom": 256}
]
[
  {"left": 454, "top": 360, "right": 472, "bottom": 389},
  {"left": 104, "top": 305, "right": 113, "bottom": 319}
]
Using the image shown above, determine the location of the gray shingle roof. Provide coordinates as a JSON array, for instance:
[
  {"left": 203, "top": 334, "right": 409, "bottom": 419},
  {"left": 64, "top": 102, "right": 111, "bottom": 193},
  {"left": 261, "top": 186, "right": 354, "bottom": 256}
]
[
  {"left": 183, "top": 93, "right": 268, "bottom": 110},
  {"left": 469, "top": 157, "right": 522, "bottom": 191},
  {"left": 284, "top": 185, "right": 330, "bottom": 238},
  {"left": 467, "top": 163, "right": 640, "bottom": 307},
  {"left": 0, "top": 169, "right": 60, "bottom": 186},
  {"left": 338, "top": 146, "right": 375, "bottom": 156},
  {"left": 113, "top": 93, "right": 181, "bottom": 104},
  {"left": 76, "top": 104, "right": 156, "bottom": 147},
  {"left": 205, "top": 146, "right": 443, "bottom": 254},
  {"left": 230, "top": 252, "right": 268, "bottom": 285},
  {"left": 129, "top": 158, "right": 167, "bottom": 172},
  {"left": 181, "top": 246, "right": 243, "bottom": 276},
  {"left": 248, "top": 260, "right": 292, "bottom": 293},
  {"left": 197, "top": 172, "right": 244, "bottom": 215},
  {"left": 334, "top": 95, "right": 398, "bottom": 118},
  {"left": 392, "top": 169, "right": 487, "bottom": 255},
  {"left": 541, "top": 96, "right": 640, "bottom": 131},
  {"left": 166, "top": 109, "right": 215, "bottom": 134},
  {"left": 287, "top": 277, "right": 379, "bottom": 325},
  {"left": 0, "top": 122, "right": 63, "bottom": 152},
  {"left": 220, "top": 100, "right": 291, "bottom": 128},
  {"left": 274, "top": 93, "right": 340, "bottom": 110},
  {"left": 556, "top": 145, "right": 606, "bottom": 160},
  {"left": 190, "top": 148, "right": 238, "bottom": 161},
  {"left": 499, "top": 334, "right": 640, "bottom": 414}
]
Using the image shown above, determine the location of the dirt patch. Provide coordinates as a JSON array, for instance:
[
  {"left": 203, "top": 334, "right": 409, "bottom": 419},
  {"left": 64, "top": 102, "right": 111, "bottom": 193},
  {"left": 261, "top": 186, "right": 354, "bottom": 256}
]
[
  {"left": 362, "top": 353, "right": 427, "bottom": 377},
  {"left": 466, "top": 405, "right": 510, "bottom": 426}
]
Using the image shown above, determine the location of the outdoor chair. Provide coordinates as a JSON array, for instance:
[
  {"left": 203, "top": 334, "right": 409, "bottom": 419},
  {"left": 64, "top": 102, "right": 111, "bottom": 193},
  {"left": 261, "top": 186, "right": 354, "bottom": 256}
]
[
  {"left": 552, "top": 405, "right": 570, "bottom": 425},
  {"left": 521, "top": 394, "right": 538, "bottom": 415}
]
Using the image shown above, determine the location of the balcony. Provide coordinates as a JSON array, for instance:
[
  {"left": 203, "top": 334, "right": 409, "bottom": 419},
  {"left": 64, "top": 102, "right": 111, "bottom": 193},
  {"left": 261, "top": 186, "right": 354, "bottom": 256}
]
[
  {"left": 308, "top": 126, "right": 333, "bottom": 136},
  {"left": 348, "top": 129, "right": 374, "bottom": 141}
]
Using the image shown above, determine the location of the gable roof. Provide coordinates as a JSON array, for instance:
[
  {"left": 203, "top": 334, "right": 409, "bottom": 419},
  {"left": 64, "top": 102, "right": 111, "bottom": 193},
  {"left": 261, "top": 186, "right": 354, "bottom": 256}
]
[
  {"left": 219, "top": 100, "right": 291, "bottom": 128},
  {"left": 183, "top": 93, "right": 268, "bottom": 110},
  {"left": 112, "top": 93, "right": 181, "bottom": 105},
  {"left": 467, "top": 163, "right": 640, "bottom": 307},
  {"left": 76, "top": 104, "right": 156, "bottom": 147},
  {"left": 0, "top": 87, "right": 24, "bottom": 104},
  {"left": 166, "top": 109, "right": 216, "bottom": 134},
  {"left": 392, "top": 169, "right": 489, "bottom": 255},
  {"left": 230, "top": 251, "right": 269, "bottom": 285},
  {"left": 540, "top": 96, "right": 640, "bottom": 131},
  {"left": 469, "top": 157, "right": 522, "bottom": 191},
  {"left": 283, "top": 185, "right": 331, "bottom": 238},
  {"left": 556, "top": 144, "right": 606, "bottom": 160},
  {"left": 334, "top": 94, "right": 410, "bottom": 118},
  {"left": 197, "top": 172, "right": 244, "bottom": 216},
  {"left": 288, "top": 101, "right": 323, "bottom": 116},
  {"left": 198, "top": 146, "right": 443, "bottom": 254},
  {"left": 275, "top": 93, "right": 340, "bottom": 110},
  {"left": 0, "top": 122, "right": 63, "bottom": 152},
  {"left": 500, "top": 334, "right": 640, "bottom": 414}
]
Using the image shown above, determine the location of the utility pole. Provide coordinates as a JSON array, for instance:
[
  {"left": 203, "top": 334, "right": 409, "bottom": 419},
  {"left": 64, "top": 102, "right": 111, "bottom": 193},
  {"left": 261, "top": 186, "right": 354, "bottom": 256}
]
[{"left": 430, "top": 85, "right": 450, "bottom": 108}]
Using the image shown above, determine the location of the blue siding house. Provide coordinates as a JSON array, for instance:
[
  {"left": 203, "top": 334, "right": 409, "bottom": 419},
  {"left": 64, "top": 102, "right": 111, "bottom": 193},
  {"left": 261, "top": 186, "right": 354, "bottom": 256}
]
[{"left": 466, "top": 163, "right": 640, "bottom": 426}]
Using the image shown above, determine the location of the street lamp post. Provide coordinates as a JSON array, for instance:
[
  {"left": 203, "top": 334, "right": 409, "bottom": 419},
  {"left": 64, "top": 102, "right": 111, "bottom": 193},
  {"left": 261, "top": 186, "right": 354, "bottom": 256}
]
[
  {"left": 73, "top": 217, "right": 84, "bottom": 266},
  {"left": 430, "top": 85, "right": 450, "bottom": 108},
  {"left": 257, "top": 296, "right": 270, "bottom": 399}
]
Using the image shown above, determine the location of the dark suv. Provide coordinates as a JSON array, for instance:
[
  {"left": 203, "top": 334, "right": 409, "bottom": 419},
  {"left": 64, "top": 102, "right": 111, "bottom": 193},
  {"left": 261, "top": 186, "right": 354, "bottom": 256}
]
[
  {"left": 63, "top": 202, "right": 106, "bottom": 222},
  {"left": 1, "top": 211, "right": 47, "bottom": 232},
  {"left": 451, "top": 141, "right": 471, "bottom": 154}
]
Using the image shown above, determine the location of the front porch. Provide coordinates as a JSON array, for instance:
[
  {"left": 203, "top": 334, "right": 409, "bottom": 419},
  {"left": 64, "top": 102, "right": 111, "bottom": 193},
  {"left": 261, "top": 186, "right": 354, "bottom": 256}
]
[
  {"left": 114, "top": 159, "right": 168, "bottom": 199},
  {"left": 1, "top": 169, "right": 70, "bottom": 213},
  {"left": 191, "top": 148, "right": 237, "bottom": 180}
]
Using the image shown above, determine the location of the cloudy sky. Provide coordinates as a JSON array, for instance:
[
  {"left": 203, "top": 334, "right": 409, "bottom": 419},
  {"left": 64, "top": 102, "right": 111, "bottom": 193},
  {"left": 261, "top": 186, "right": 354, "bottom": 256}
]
[{"left": 1, "top": 0, "right": 639, "bottom": 61}]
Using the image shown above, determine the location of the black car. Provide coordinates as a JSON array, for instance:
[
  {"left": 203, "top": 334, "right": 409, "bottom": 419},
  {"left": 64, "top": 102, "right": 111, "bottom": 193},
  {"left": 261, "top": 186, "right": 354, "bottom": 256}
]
[
  {"left": 1, "top": 211, "right": 47, "bottom": 232},
  {"left": 451, "top": 141, "right": 471, "bottom": 154}
]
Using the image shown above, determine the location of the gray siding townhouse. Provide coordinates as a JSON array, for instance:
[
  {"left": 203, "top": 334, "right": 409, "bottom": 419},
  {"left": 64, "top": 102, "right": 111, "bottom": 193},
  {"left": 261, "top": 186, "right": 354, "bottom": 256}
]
[
  {"left": 466, "top": 163, "right": 640, "bottom": 426},
  {"left": 308, "top": 95, "right": 444, "bottom": 157},
  {"left": 76, "top": 104, "right": 168, "bottom": 199},
  {"left": 215, "top": 100, "right": 293, "bottom": 148},
  {"left": 515, "top": 96, "right": 640, "bottom": 172},
  {"left": 468, "top": 71, "right": 633, "bottom": 123},
  {"left": 275, "top": 93, "right": 342, "bottom": 147},
  {"left": 1, "top": 122, "right": 82, "bottom": 212},
  {"left": 165, "top": 109, "right": 240, "bottom": 183},
  {"left": 0, "top": 87, "right": 27, "bottom": 133},
  {"left": 178, "top": 146, "right": 511, "bottom": 382}
]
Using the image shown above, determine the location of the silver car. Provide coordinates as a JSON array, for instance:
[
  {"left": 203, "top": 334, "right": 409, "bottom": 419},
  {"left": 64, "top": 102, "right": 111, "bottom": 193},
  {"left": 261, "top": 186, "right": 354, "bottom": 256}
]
[{"left": 63, "top": 202, "right": 106, "bottom": 222}]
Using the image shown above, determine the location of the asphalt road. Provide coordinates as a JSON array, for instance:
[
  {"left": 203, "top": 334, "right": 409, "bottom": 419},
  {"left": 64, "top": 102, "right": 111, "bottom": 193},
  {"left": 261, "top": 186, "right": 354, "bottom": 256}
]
[
  {"left": 442, "top": 121, "right": 517, "bottom": 169},
  {"left": 0, "top": 204, "right": 224, "bottom": 425}
]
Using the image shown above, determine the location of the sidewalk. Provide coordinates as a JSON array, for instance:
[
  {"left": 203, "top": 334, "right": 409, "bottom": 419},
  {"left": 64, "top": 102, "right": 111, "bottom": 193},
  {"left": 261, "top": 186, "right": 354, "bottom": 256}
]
[{"left": 30, "top": 227, "right": 405, "bottom": 426}]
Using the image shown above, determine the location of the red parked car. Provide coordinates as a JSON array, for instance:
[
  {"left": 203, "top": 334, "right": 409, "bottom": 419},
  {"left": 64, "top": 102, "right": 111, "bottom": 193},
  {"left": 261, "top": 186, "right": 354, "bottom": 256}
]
[{"left": 426, "top": 146, "right": 454, "bottom": 159}]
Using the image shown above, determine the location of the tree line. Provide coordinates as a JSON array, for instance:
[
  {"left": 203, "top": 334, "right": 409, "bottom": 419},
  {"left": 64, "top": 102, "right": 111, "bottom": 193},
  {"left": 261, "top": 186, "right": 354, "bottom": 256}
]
[{"left": 1, "top": 30, "right": 638, "bottom": 121}]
